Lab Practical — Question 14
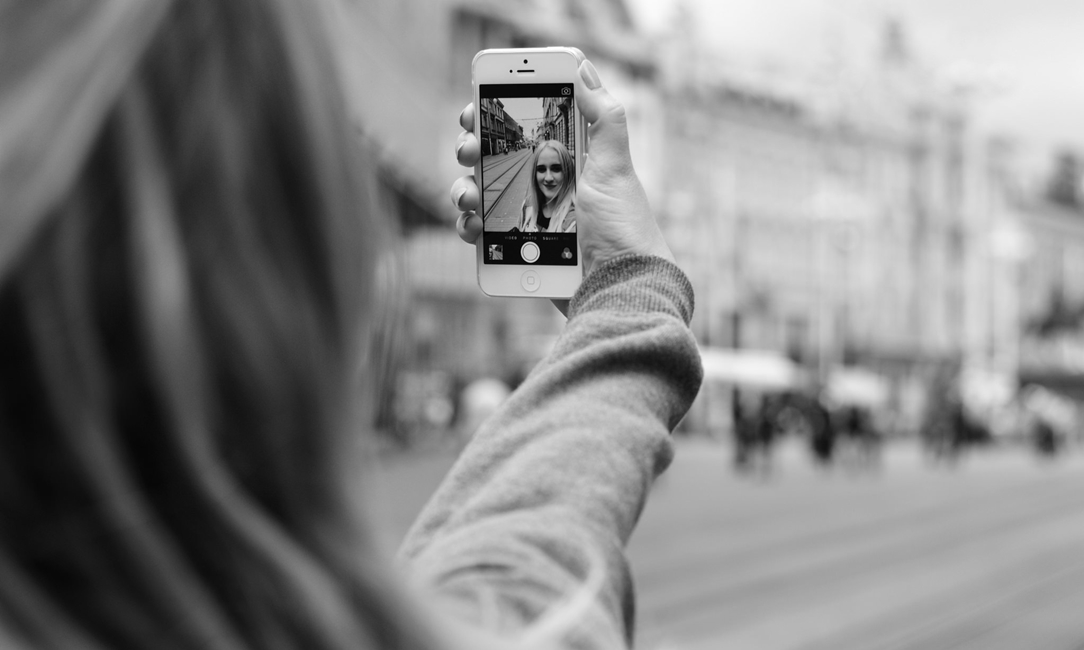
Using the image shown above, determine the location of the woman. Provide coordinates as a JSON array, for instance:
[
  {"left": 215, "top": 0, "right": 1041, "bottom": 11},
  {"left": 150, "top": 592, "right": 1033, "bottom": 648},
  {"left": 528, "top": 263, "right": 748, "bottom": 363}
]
[
  {"left": 520, "top": 140, "right": 577, "bottom": 233},
  {"left": 1, "top": 1, "right": 701, "bottom": 648}
]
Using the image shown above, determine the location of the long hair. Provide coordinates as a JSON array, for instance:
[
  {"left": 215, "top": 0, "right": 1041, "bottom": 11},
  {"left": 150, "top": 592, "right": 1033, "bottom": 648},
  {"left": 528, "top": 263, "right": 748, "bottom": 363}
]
[
  {"left": 0, "top": 2, "right": 615, "bottom": 649},
  {"left": 0, "top": 1, "right": 442, "bottom": 648},
  {"left": 523, "top": 140, "right": 576, "bottom": 232}
]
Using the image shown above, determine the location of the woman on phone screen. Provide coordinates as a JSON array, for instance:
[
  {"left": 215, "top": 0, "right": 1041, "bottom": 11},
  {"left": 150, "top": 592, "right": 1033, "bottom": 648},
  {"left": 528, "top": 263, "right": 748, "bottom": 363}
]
[{"left": 520, "top": 140, "right": 577, "bottom": 233}]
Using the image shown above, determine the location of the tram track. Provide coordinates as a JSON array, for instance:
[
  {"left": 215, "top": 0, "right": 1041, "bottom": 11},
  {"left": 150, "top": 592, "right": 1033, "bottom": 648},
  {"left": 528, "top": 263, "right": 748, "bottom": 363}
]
[{"left": 480, "top": 150, "right": 530, "bottom": 220}]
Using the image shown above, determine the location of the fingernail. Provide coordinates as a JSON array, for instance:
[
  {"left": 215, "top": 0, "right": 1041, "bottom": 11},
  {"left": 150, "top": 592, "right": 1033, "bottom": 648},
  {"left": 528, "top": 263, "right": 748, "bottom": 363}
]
[
  {"left": 455, "top": 140, "right": 465, "bottom": 158},
  {"left": 452, "top": 187, "right": 466, "bottom": 207},
  {"left": 580, "top": 60, "right": 601, "bottom": 90}
]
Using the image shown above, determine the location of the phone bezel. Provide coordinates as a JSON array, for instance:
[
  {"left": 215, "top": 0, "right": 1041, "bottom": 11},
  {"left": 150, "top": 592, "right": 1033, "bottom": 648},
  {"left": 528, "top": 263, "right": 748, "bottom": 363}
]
[{"left": 472, "top": 48, "right": 585, "bottom": 299}]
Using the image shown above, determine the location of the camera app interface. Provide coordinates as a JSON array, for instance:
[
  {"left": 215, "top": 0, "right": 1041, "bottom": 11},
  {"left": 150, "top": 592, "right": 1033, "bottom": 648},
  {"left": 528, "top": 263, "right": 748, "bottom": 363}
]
[{"left": 479, "top": 83, "right": 577, "bottom": 266}]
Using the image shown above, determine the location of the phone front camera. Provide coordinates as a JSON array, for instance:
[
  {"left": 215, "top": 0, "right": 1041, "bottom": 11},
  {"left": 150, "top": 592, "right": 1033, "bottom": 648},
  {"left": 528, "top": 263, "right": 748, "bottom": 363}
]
[{"left": 523, "top": 59, "right": 528, "bottom": 64}]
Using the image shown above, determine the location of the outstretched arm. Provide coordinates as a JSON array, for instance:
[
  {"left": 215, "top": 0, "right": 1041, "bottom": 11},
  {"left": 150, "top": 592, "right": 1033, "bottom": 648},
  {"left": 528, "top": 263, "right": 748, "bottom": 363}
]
[
  {"left": 399, "top": 254, "right": 701, "bottom": 648},
  {"left": 416, "top": 56, "right": 703, "bottom": 648}
]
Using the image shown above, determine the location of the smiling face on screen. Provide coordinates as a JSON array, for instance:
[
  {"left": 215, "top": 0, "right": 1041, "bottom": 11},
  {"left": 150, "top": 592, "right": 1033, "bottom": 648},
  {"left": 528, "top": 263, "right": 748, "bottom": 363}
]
[{"left": 535, "top": 147, "right": 565, "bottom": 202}]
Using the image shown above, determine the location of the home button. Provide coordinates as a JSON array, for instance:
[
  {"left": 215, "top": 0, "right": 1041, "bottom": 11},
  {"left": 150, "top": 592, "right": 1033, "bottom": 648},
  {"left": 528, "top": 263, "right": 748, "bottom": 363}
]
[{"left": 521, "top": 270, "right": 541, "bottom": 293}]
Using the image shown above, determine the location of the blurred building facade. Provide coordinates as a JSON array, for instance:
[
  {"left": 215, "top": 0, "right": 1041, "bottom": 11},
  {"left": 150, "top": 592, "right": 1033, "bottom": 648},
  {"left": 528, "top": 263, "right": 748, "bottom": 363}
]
[
  {"left": 324, "top": 0, "right": 1084, "bottom": 438},
  {"left": 653, "top": 14, "right": 1082, "bottom": 431},
  {"left": 1014, "top": 196, "right": 1084, "bottom": 395}
]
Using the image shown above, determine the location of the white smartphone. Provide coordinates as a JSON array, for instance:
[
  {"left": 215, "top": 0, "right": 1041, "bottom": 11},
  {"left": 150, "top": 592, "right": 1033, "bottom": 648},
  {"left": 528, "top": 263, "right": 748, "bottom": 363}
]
[{"left": 472, "top": 47, "right": 586, "bottom": 298}]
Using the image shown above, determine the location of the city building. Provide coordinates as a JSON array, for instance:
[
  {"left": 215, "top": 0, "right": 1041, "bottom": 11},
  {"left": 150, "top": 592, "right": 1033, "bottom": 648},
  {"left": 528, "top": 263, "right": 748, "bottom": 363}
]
[
  {"left": 1016, "top": 196, "right": 1084, "bottom": 390},
  {"left": 652, "top": 14, "right": 1069, "bottom": 433},
  {"left": 505, "top": 114, "right": 522, "bottom": 151},
  {"left": 541, "top": 96, "right": 575, "bottom": 154},
  {"left": 479, "top": 97, "right": 507, "bottom": 156}
]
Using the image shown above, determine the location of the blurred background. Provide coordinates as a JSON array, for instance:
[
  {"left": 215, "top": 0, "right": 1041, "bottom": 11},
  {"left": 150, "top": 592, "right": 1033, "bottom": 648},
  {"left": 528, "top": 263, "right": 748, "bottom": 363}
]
[
  {"left": 323, "top": 1, "right": 1084, "bottom": 647},
  {"left": 329, "top": 0, "right": 1084, "bottom": 454}
]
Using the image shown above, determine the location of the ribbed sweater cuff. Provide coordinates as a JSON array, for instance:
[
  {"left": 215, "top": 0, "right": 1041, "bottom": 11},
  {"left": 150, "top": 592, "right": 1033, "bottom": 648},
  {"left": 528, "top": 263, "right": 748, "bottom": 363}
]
[{"left": 569, "top": 255, "right": 695, "bottom": 325}]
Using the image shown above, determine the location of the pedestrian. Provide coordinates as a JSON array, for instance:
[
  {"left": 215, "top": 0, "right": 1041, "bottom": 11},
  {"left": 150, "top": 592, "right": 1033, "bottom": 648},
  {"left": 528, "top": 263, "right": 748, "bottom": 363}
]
[
  {"left": 731, "top": 389, "right": 752, "bottom": 469},
  {"left": 837, "top": 404, "right": 881, "bottom": 469},
  {"left": 732, "top": 392, "right": 779, "bottom": 475},
  {"left": 753, "top": 394, "right": 779, "bottom": 461},
  {"left": 808, "top": 393, "right": 836, "bottom": 465},
  {"left": 1, "top": 3, "right": 701, "bottom": 650}
]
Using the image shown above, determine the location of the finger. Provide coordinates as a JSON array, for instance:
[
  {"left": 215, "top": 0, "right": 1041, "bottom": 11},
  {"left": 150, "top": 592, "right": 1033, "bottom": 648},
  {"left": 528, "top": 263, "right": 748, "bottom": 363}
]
[
  {"left": 455, "top": 131, "right": 480, "bottom": 167},
  {"left": 450, "top": 174, "right": 479, "bottom": 212},
  {"left": 575, "top": 59, "right": 630, "bottom": 154},
  {"left": 459, "top": 103, "right": 475, "bottom": 132},
  {"left": 456, "top": 210, "right": 483, "bottom": 244}
]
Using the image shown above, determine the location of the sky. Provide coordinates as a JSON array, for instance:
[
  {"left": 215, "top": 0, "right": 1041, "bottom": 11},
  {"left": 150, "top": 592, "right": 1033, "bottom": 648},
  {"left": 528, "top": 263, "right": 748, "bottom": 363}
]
[
  {"left": 627, "top": 0, "right": 1084, "bottom": 164},
  {"left": 499, "top": 97, "right": 547, "bottom": 137}
]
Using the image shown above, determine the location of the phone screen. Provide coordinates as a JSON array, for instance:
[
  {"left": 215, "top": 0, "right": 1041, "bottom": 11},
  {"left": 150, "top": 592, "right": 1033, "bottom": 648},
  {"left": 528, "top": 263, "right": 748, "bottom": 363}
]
[{"left": 479, "top": 83, "right": 577, "bottom": 266}]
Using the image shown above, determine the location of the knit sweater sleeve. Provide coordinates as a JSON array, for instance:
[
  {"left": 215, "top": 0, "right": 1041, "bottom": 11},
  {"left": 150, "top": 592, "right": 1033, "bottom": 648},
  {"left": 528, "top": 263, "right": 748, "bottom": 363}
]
[{"left": 396, "top": 255, "right": 703, "bottom": 648}]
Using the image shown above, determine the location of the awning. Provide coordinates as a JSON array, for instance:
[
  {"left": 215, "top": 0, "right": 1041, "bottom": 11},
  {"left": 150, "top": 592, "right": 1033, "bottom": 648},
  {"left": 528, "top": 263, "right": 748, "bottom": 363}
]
[
  {"left": 825, "top": 367, "right": 890, "bottom": 408},
  {"left": 700, "top": 348, "right": 805, "bottom": 390}
]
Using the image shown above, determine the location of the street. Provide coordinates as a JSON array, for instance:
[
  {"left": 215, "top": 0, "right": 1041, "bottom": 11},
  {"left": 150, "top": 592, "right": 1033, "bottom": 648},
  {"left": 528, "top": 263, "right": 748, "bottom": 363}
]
[
  {"left": 481, "top": 148, "right": 532, "bottom": 229},
  {"left": 369, "top": 437, "right": 1084, "bottom": 649}
]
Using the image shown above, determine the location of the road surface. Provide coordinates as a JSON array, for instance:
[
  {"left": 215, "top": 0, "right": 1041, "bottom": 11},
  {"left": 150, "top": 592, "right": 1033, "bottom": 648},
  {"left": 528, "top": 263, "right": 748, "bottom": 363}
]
[
  {"left": 369, "top": 436, "right": 1084, "bottom": 649},
  {"left": 480, "top": 148, "right": 531, "bottom": 230}
]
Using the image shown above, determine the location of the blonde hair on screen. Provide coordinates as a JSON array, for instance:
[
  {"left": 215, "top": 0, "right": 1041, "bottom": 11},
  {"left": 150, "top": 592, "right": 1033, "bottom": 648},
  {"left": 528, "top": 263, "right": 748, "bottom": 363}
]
[{"left": 523, "top": 139, "right": 576, "bottom": 232}]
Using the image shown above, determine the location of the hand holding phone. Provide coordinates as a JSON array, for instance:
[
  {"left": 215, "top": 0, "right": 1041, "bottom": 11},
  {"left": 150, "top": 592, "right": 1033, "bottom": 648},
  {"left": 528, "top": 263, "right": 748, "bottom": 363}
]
[
  {"left": 452, "top": 53, "right": 674, "bottom": 298},
  {"left": 464, "top": 48, "right": 585, "bottom": 298}
]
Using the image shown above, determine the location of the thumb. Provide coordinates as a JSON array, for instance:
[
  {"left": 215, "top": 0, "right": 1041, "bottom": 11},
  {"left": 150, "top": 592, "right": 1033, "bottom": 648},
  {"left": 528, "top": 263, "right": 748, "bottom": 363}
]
[{"left": 575, "top": 60, "right": 631, "bottom": 159}]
